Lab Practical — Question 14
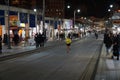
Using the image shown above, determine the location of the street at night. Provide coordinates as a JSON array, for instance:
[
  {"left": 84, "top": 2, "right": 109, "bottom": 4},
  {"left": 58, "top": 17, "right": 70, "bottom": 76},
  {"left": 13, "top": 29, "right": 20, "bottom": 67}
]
[
  {"left": 0, "top": 34, "right": 102, "bottom": 80},
  {"left": 0, "top": 0, "right": 120, "bottom": 80}
]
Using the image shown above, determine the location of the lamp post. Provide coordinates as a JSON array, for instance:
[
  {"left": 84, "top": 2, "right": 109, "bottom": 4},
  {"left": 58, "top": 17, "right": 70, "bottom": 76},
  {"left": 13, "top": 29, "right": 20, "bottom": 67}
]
[
  {"left": 67, "top": 5, "right": 80, "bottom": 30},
  {"left": 108, "top": 4, "right": 114, "bottom": 28},
  {"left": 34, "top": 9, "right": 37, "bottom": 33},
  {"left": 43, "top": 0, "right": 45, "bottom": 35},
  {"left": 73, "top": 9, "right": 80, "bottom": 28},
  {"left": 6, "top": 0, "right": 11, "bottom": 49}
]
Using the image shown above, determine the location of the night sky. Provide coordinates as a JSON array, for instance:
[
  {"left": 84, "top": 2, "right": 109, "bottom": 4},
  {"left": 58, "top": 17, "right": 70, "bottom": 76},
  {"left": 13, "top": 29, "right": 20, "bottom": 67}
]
[{"left": 65, "top": 0, "right": 120, "bottom": 18}]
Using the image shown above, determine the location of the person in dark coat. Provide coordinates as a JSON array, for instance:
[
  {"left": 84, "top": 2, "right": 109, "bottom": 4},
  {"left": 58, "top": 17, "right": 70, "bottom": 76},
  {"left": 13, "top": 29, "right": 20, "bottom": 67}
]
[
  {"left": 117, "top": 33, "right": 120, "bottom": 55},
  {"left": 3, "top": 33, "right": 8, "bottom": 45},
  {"left": 111, "top": 33, "right": 119, "bottom": 60},
  {"left": 13, "top": 34, "right": 19, "bottom": 46},
  {"left": 104, "top": 32, "right": 113, "bottom": 55},
  {"left": 111, "top": 42, "right": 119, "bottom": 60},
  {"left": 41, "top": 33, "right": 46, "bottom": 47},
  {"left": 34, "top": 33, "right": 39, "bottom": 48},
  {"left": 38, "top": 33, "right": 43, "bottom": 47},
  {"left": 95, "top": 31, "right": 98, "bottom": 39}
]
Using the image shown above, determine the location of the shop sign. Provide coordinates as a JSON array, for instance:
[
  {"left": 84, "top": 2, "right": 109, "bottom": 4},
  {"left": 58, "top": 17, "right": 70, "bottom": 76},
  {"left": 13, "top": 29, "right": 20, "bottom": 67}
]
[{"left": 9, "top": 15, "right": 18, "bottom": 26}]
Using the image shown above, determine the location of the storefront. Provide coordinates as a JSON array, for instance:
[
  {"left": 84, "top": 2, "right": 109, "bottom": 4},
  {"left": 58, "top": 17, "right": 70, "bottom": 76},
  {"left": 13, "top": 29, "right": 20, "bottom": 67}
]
[
  {"left": 9, "top": 11, "right": 19, "bottom": 42},
  {"left": 19, "top": 12, "right": 28, "bottom": 40},
  {"left": 0, "top": 10, "right": 5, "bottom": 37}
]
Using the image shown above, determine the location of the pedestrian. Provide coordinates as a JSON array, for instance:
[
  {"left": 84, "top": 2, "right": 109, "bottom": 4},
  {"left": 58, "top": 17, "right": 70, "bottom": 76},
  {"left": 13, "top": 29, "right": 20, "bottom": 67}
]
[
  {"left": 34, "top": 33, "right": 39, "bottom": 48},
  {"left": 3, "top": 33, "right": 8, "bottom": 45},
  {"left": 0, "top": 36, "right": 2, "bottom": 53},
  {"left": 117, "top": 33, "right": 120, "bottom": 55},
  {"left": 111, "top": 42, "right": 119, "bottom": 60},
  {"left": 103, "top": 32, "right": 113, "bottom": 55},
  {"left": 95, "top": 31, "right": 98, "bottom": 39},
  {"left": 13, "top": 33, "right": 19, "bottom": 46},
  {"left": 65, "top": 36, "right": 72, "bottom": 53},
  {"left": 41, "top": 33, "right": 46, "bottom": 47}
]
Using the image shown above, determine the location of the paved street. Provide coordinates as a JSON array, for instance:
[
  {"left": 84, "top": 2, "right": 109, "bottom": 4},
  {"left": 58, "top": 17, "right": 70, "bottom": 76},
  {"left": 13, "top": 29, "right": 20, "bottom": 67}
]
[{"left": 0, "top": 35, "right": 102, "bottom": 80}]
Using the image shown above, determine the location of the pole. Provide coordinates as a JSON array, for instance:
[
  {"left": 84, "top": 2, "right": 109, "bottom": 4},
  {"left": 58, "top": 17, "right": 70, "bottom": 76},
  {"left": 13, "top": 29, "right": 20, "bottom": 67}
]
[
  {"left": 35, "top": 13, "right": 37, "bottom": 33},
  {"left": 73, "top": 10, "right": 76, "bottom": 28},
  {"left": 34, "top": 9, "right": 37, "bottom": 33},
  {"left": 7, "top": 0, "right": 11, "bottom": 49},
  {"left": 43, "top": 0, "right": 45, "bottom": 35}
]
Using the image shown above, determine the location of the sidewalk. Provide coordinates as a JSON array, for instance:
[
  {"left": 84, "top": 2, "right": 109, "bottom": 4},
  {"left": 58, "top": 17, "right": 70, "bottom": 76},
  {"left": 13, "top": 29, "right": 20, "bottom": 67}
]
[
  {"left": 0, "top": 39, "right": 65, "bottom": 60},
  {"left": 1, "top": 44, "right": 36, "bottom": 57},
  {"left": 95, "top": 44, "right": 120, "bottom": 80}
]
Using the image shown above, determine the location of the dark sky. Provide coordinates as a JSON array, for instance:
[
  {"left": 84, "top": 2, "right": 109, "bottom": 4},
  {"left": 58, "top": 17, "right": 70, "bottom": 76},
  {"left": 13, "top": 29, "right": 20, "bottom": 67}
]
[{"left": 65, "top": 0, "right": 120, "bottom": 18}]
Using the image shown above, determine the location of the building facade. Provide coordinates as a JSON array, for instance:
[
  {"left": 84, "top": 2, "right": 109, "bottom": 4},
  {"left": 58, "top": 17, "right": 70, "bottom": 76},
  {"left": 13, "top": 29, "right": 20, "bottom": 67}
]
[
  {"left": 35, "top": 0, "right": 65, "bottom": 18},
  {"left": 0, "top": 0, "right": 65, "bottom": 18},
  {"left": 0, "top": 0, "right": 74, "bottom": 45}
]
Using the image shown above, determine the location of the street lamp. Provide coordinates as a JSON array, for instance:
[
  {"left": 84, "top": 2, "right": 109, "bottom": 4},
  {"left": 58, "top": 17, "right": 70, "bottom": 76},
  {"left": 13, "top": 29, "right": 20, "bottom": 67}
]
[
  {"left": 73, "top": 9, "right": 80, "bottom": 28},
  {"left": 110, "top": 4, "right": 113, "bottom": 8},
  {"left": 43, "top": 0, "right": 45, "bottom": 35},
  {"left": 34, "top": 9, "right": 37, "bottom": 33},
  {"left": 34, "top": 9, "right": 37, "bottom": 12},
  {"left": 66, "top": 5, "right": 80, "bottom": 29},
  {"left": 67, "top": 5, "right": 70, "bottom": 9},
  {"left": 108, "top": 9, "right": 111, "bottom": 12}
]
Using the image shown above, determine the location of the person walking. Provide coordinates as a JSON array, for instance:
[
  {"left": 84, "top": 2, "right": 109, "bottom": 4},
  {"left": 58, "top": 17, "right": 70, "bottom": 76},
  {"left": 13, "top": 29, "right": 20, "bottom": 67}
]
[
  {"left": 111, "top": 42, "right": 119, "bottom": 60},
  {"left": 117, "top": 33, "right": 120, "bottom": 55},
  {"left": 13, "top": 34, "right": 19, "bottom": 46},
  {"left": 95, "top": 31, "right": 98, "bottom": 39},
  {"left": 111, "top": 33, "right": 120, "bottom": 60},
  {"left": 3, "top": 33, "right": 8, "bottom": 45},
  {"left": 104, "top": 32, "right": 113, "bottom": 56},
  {"left": 34, "top": 33, "right": 39, "bottom": 48},
  {"left": 65, "top": 36, "right": 72, "bottom": 53}
]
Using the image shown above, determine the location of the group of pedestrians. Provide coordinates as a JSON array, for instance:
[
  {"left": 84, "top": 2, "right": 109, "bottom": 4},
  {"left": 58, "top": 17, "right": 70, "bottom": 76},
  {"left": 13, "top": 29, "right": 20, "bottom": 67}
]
[
  {"left": 104, "top": 31, "right": 120, "bottom": 60},
  {"left": 34, "top": 33, "right": 46, "bottom": 48}
]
